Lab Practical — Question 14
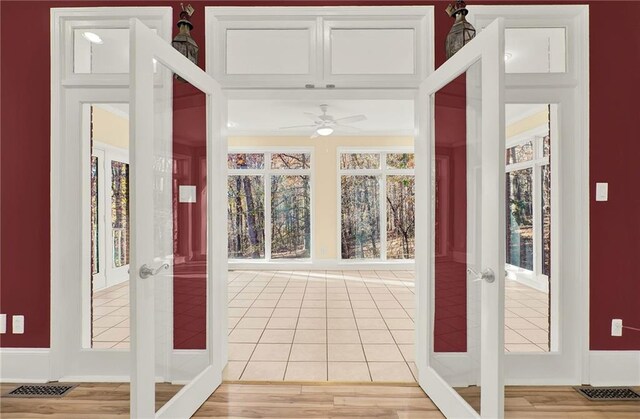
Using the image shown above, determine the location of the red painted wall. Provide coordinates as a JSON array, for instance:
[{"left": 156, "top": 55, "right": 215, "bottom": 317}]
[{"left": 1, "top": 1, "right": 639, "bottom": 351}]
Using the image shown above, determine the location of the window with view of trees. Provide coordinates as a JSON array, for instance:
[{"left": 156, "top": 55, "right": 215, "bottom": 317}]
[
  {"left": 340, "top": 151, "right": 415, "bottom": 260},
  {"left": 227, "top": 151, "right": 311, "bottom": 260},
  {"left": 505, "top": 110, "right": 551, "bottom": 278}
]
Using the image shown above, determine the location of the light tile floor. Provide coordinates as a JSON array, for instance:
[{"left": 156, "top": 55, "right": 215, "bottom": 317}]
[
  {"left": 225, "top": 270, "right": 416, "bottom": 382},
  {"left": 90, "top": 270, "right": 550, "bottom": 381},
  {"left": 92, "top": 281, "right": 130, "bottom": 349},
  {"left": 504, "top": 278, "right": 550, "bottom": 352}
]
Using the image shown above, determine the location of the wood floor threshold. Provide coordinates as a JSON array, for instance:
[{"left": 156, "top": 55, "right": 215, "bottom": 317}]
[{"left": 223, "top": 380, "right": 421, "bottom": 387}]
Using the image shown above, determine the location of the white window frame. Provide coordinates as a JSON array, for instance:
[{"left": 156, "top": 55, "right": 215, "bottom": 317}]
[
  {"left": 337, "top": 147, "right": 415, "bottom": 262},
  {"left": 227, "top": 147, "right": 314, "bottom": 263},
  {"left": 504, "top": 117, "right": 554, "bottom": 293}
]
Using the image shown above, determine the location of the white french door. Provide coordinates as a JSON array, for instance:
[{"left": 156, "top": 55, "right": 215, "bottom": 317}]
[
  {"left": 129, "top": 18, "right": 226, "bottom": 418},
  {"left": 415, "top": 18, "right": 506, "bottom": 418}
]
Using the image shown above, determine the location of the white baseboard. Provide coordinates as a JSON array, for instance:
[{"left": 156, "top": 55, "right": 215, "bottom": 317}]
[
  {"left": 0, "top": 348, "right": 210, "bottom": 384},
  {"left": 589, "top": 350, "right": 640, "bottom": 386},
  {"left": 0, "top": 349, "right": 51, "bottom": 383}
]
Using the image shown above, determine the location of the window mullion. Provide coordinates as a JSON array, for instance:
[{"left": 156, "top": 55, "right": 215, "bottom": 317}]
[
  {"left": 264, "top": 153, "right": 272, "bottom": 261},
  {"left": 380, "top": 153, "right": 387, "bottom": 261}
]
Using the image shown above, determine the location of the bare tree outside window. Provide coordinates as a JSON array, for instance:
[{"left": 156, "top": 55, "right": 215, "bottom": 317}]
[
  {"left": 227, "top": 151, "right": 311, "bottom": 260},
  {"left": 340, "top": 151, "right": 415, "bottom": 260}
]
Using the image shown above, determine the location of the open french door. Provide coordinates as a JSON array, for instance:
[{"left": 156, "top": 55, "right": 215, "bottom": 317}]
[
  {"left": 415, "top": 18, "right": 506, "bottom": 418},
  {"left": 129, "top": 18, "right": 227, "bottom": 418}
]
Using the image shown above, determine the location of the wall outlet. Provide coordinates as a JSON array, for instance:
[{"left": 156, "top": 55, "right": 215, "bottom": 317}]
[
  {"left": 611, "top": 318, "right": 623, "bottom": 337},
  {"left": 0, "top": 314, "right": 6, "bottom": 334},
  {"left": 12, "top": 315, "right": 24, "bottom": 334}
]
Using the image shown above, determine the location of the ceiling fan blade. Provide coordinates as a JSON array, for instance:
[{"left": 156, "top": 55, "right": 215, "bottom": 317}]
[
  {"left": 303, "top": 112, "right": 321, "bottom": 122},
  {"left": 279, "top": 124, "right": 318, "bottom": 130},
  {"left": 334, "top": 123, "right": 363, "bottom": 132},
  {"left": 334, "top": 114, "right": 367, "bottom": 124}
]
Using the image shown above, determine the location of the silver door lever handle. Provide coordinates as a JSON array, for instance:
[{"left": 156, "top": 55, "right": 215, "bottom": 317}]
[
  {"left": 467, "top": 267, "right": 495, "bottom": 283},
  {"left": 139, "top": 263, "right": 169, "bottom": 279}
]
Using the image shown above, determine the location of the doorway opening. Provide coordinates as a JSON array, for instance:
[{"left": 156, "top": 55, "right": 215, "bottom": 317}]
[
  {"left": 220, "top": 98, "right": 418, "bottom": 382},
  {"left": 88, "top": 103, "right": 131, "bottom": 350}
]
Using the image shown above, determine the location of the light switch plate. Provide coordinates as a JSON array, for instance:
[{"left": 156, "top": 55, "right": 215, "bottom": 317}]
[
  {"left": 179, "top": 185, "right": 197, "bottom": 203},
  {"left": 0, "top": 314, "right": 6, "bottom": 334},
  {"left": 596, "top": 182, "right": 608, "bottom": 201},
  {"left": 12, "top": 315, "right": 24, "bottom": 334},
  {"left": 611, "top": 319, "right": 623, "bottom": 336}
]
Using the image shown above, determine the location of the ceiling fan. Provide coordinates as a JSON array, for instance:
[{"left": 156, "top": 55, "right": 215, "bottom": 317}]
[{"left": 279, "top": 104, "right": 367, "bottom": 138}]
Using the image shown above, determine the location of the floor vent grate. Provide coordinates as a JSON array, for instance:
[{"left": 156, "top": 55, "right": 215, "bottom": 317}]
[
  {"left": 5, "top": 384, "right": 77, "bottom": 398},
  {"left": 575, "top": 386, "right": 640, "bottom": 401}
]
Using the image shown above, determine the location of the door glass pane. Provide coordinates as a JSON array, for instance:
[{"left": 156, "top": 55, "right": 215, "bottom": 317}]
[
  {"left": 227, "top": 175, "right": 265, "bottom": 259},
  {"left": 432, "top": 62, "right": 482, "bottom": 414},
  {"left": 341, "top": 175, "right": 381, "bottom": 259},
  {"left": 271, "top": 175, "right": 311, "bottom": 259},
  {"left": 386, "top": 175, "right": 415, "bottom": 259},
  {"left": 88, "top": 104, "right": 130, "bottom": 350}
]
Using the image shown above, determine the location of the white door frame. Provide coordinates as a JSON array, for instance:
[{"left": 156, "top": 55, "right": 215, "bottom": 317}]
[
  {"left": 416, "top": 18, "right": 506, "bottom": 418},
  {"left": 129, "top": 18, "right": 227, "bottom": 418},
  {"left": 467, "top": 5, "right": 590, "bottom": 385},
  {"left": 49, "top": 6, "right": 206, "bottom": 383}
]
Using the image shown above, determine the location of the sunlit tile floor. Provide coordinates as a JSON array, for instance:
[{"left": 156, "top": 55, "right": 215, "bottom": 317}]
[
  {"left": 225, "top": 270, "right": 416, "bottom": 382},
  {"left": 504, "top": 278, "right": 550, "bottom": 352},
  {"left": 91, "top": 270, "right": 550, "bottom": 381},
  {"left": 92, "top": 281, "right": 130, "bottom": 349}
]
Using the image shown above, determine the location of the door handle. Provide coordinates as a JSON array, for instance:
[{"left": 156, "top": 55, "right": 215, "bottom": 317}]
[
  {"left": 139, "top": 263, "right": 169, "bottom": 279},
  {"left": 467, "top": 267, "right": 495, "bottom": 283}
]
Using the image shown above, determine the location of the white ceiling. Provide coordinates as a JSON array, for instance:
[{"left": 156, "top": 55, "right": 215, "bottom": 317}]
[
  {"left": 92, "top": 101, "right": 545, "bottom": 136},
  {"left": 227, "top": 100, "right": 415, "bottom": 136}
]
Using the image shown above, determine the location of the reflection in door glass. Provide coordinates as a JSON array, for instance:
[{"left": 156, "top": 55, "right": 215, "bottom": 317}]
[{"left": 504, "top": 104, "right": 553, "bottom": 353}]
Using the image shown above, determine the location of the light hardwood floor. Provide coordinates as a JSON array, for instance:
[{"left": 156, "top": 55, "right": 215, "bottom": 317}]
[{"left": 1, "top": 382, "right": 638, "bottom": 418}]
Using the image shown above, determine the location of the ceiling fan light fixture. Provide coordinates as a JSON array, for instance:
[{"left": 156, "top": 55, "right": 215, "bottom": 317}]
[{"left": 316, "top": 127, "right": 334, "bottom": 136}]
